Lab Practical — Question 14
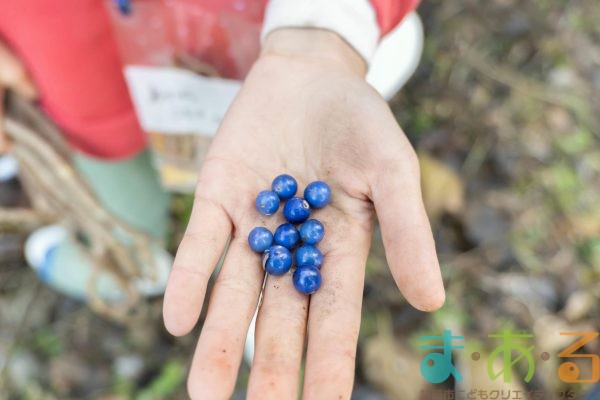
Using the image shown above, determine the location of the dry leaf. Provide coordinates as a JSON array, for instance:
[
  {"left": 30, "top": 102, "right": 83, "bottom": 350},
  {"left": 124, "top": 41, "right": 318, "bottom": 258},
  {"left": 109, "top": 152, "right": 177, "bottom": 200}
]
[
  {"left": 362, "top": 313, "right": 426, "bottom": 400},
  {"left": 418, "top": 152, "right": 465, "bottom": 222}
]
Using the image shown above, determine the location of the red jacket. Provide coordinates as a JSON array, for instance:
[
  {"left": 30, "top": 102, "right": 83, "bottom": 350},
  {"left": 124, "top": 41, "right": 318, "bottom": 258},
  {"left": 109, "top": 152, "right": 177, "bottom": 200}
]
[
  {"left": 373, "top": 0, "right": 419, "bottom": 35},
  {"left": 0, "top": 0, "right": 419, "bottom": 159}
]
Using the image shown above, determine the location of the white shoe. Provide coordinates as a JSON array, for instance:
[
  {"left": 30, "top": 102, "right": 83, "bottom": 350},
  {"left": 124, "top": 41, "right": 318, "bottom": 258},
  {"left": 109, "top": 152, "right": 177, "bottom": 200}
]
[
  {"left": 0, "top": 154, "right": 19, "bottom": 182},
  {"left": 25, "top": 224, "right": 172, "bottom": 302}
]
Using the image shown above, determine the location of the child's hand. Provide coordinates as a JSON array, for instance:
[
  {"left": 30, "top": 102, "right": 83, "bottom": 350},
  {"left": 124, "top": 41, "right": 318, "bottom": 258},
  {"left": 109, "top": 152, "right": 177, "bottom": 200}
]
[
  {"left": 0, "top": 42, "right": 37, "bottom": 152},
  {"left": 163, "top": 28, "right": 445, "bottom": 400}
]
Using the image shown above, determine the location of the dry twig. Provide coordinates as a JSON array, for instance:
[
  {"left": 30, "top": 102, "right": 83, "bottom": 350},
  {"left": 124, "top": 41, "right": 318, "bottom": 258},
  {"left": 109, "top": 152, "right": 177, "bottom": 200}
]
[{"left": 1, "top": 93, "right": 159, "bottom": 322}]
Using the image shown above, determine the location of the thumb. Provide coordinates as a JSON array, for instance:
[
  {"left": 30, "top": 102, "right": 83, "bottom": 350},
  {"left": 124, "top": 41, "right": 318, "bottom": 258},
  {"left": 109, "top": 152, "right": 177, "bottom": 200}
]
[{"left": 370, "top": 133, "right": 445, "bottom": 312}]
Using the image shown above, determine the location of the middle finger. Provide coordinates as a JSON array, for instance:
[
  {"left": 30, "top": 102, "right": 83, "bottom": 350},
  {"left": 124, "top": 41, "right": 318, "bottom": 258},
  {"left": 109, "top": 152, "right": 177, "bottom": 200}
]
[
  {"left": 187, "top": 237, "right": 263, "bottom": 399},
  {"left": 247, "top": 271, "right": 309, "bottom": 399}
]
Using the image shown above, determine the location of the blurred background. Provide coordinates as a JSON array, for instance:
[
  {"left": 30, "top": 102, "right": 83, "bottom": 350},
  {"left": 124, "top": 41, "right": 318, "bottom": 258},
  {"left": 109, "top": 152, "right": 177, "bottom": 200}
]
[{"left": 1, "top": 0, "right": 599, "bottom": 399}]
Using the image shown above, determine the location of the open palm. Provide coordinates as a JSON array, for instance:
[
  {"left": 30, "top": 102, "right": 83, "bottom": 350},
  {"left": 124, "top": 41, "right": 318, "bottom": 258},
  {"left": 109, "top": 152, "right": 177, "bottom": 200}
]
[{"left": 163, "top": 29, "right": 445, "bottom": 400}]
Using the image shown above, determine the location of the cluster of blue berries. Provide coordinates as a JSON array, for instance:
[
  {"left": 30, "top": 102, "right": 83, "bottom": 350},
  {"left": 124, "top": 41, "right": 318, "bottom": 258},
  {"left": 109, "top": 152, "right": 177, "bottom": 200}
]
[{"left": 248, "top": 174, "right": 331, "bottom": 295}]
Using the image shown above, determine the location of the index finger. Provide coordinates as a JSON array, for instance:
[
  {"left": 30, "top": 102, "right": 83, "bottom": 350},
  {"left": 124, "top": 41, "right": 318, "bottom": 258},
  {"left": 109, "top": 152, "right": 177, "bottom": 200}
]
[{"left": 163, "top": 180, "right": 232, "bottom": 337}]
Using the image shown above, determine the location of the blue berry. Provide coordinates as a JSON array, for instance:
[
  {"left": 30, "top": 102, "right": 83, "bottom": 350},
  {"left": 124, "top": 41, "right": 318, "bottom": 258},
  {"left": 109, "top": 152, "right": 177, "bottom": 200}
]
[
  {"left": 264, "top": 245, "right": 293, "bottom": 275},
  {"left": 293, "top": 266, "right": 322, "bottom": 294},
  {"left": 255, "top": 190, "right": 280, "bottom": 215},
  {"left": 283, "top": 197, "right": 311, "bottom": 224},
  {"left": 272, "top": 174, "right": 298, "bottom": 200},
  {"left": 274, "top": 223, "right": 300, "bottom": 249},
  {"left": 295, "top": 245, "right": 323, "bottom": 268},
  {"left": 248, "top": 227, "right": 273, "bottom": 253},
  {"left": 299, "top": 219, "right": 325, "bottom": 245},
  {"left": 304, "top": 181, "right": 331, "bottom": 208}
]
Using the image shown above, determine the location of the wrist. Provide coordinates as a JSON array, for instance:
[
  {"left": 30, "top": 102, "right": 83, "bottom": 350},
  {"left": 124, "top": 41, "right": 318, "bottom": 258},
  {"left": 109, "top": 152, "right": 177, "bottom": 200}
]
[{"left": 261, "top": 29, "right": 367, "bottom": 77}]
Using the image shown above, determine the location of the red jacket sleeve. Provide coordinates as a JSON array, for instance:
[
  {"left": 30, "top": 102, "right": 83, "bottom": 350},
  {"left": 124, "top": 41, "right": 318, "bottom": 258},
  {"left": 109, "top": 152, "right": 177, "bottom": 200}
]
[
  {"left": 0, "top": 0, "right": 147, "bottom": 159},
  {"left": 370, "top": 0, "right": 421, "bottom": 35}
]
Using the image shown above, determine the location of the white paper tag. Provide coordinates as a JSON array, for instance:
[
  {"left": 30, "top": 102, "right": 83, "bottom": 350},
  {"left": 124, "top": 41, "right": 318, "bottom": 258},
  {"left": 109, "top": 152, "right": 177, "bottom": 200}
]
[{"left": 124, "top": 66, "right": 242, "bottom": 136}]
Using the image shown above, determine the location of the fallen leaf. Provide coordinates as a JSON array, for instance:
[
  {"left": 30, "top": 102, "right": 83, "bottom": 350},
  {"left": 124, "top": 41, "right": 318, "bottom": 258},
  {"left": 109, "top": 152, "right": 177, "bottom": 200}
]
[{"left": 418, "top": 152, "right": 465, "bottom": 222}]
